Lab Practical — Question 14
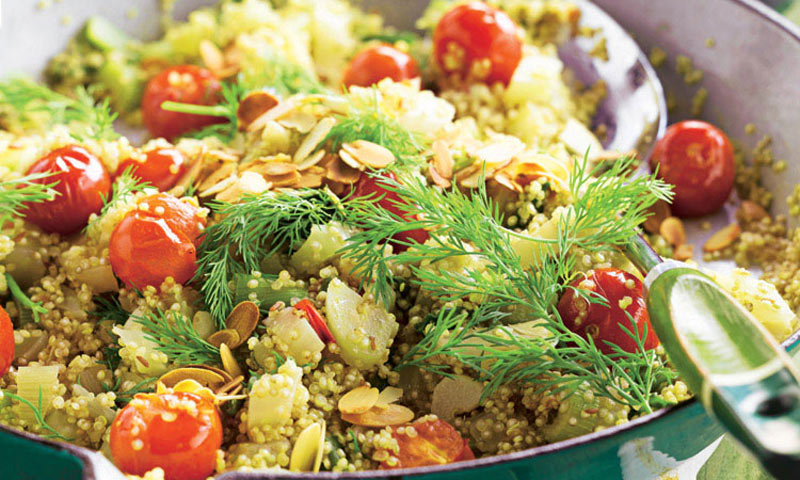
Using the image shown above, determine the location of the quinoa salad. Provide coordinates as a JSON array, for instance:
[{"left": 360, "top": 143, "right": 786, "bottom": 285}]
[{"left": 0, "top": 1, "right": 798, "bottom": 479}]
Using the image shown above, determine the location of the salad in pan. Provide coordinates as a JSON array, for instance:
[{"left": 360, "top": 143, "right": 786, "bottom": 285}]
[{"left": 0, "top": 1, "right": 797, "bottom": 479}]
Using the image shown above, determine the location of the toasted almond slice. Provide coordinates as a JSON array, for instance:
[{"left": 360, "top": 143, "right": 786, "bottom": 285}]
[
  {"left": 428, "top": 163, "right": 451, "bottom": 189},
  {"left": 341, "top": 403, "right": 415, "bottom": 427},
  {"left": 215, "top": 66, "right": 240, "bottom": 79},
  {"left": 220, "top": 343, "right": 243, "bottom": 378},
  {"left": 289, "top": 422, "right": 325, "bottom": 472},
  {"left": 673, "top": 243, "right": 694, "bottom": 261},
  {"left": 338, "top": 386, "right": 380, "bottom": 414},
  {"left": 198, "top": 174, "right": 238, "bottom": 198},
  {"left": 325, "top": 155, "right": 362, "bottom": 184},
  {"left": 225, "top": 301, "right": 260, "bottom": 345},
  {"left": 294, "top": 117, "right": 336, "bottom": 163},
  {"left": 474, "top": 135, "right": 525, "bottom": 167},
  {"left": 171, "top": 379, "right": 217, "bottom": 403},
  {"left": 216, "top": 375, "right": 245, "bottom": 396},
  {"left": 374, "top": 387, "right": 403, "bottom": 409},
  {"left": 297, "top": 149, "right": 326, "bottom": 171},
  {"left": 455, "top": 161, "right": 481, "bottom": 181},
  {"left": 278, "top": 110, "right": 318, "bottom": 133},
  {"left": 643, "top": 200, "right": 672, "bottom": 234},
  {"left": 158, "top": 366, "right": 228, "bottom": 390},
  {"left": 237, "top": 91, "right": 279, "bottom": 130},
  {"left": 260, "top": 162, "right": 297, "bottom": 177},
  {"left": 266, "top": 171, "right": 302, "bottom": 188},
  {"left": 313, "top": 421, "right": 326, "bottom": 473},
  {"left": 703, "top": 223, "right": 741, "bottom": 252},
  {"left": 292, "top": 171, "right": 325, "bottom": 189},
  {"left": 342, "top": 140, "right": 395, "bottom": 169},
  {"left": 197, "top": 161, "right": 236, "bottom": 192},
  {"left": 199, "top": 40, "right": 225, "bottom": 72},
  {"left": 247, "top": 100, "right": 297, "bottom": 133},
  {"left": 338, "top": 149, "right": 364, "bottom": 171},
  {"left": 738, "top": 200, "right": 769, "bottom": 222},
  {"left": 207, "top": 329, "right": 241, "bottom": 349},
  {"left": 659, "top": 217, "right": 686, "bottom": 246},
  {"left": 432, "top": 140, "right": 454, "bottom": 179},
  {"left": 493, "top": 172, "right": 521, "bottom": 193}
]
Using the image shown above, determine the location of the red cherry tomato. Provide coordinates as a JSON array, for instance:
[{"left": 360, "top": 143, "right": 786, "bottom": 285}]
[
  {"left": 293, "top": 299, "right": 335, "bottom": 343},
  {"left": 109, "top": 391, "right": 222, "bottom": 480},
  {"left": 343, "top": 45, "right": 420, "bottom": 88},
  {"left": 23, "top": 145, "right": 111, "bottom": 235},
  {"left": 557, "top": 268, "right": 658, "bottom": 355},
  {"left": 353, "top": 172, "right": 429, "bottom": 252},
  {"left": 649, "top": 120, "right": 735, "bottom": 218},
  {"left": 433, "top": 2, "right": 523, "bottom": 86},
  {"left": 141, "top": 65, "right": 224, "bottom": 140},
  {"left": 117, "top": 148, "right": 187, "bottom": 191},
  {"left": 0, "top": 305, "right": 13, "bottom": 377},
  {"left": 381, "top": 418, "right": 473, "bottom": 469},
  {"left": 109, "top": 194, "right": 206, "bottom": 289}
]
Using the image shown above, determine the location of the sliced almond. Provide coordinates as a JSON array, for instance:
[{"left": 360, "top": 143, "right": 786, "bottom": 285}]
[
  {"left": 158, "top": 366, "right": 228, "bottom": 391},
  {"left": 278, "top": 110, "right": 319, "bottom": 133},
  {"left": 289, "top": 422, "right": 325, "bottom": 472},
  {"left": 237, "top": 91, "right": 279, "bottom": 130},
  {"left": 673, "top": 243, "right": 694, "bottom": 261},
  {"left": 199, "top": 40, "right": 225, "bottom": 73},
  {"left": 374, "top": 387, "right": 403, "bottom": 409},
  {"left": 220, "top": 343, "right": 243, "bottom": 378},
  {"left": 294, "top": 117, "right": 336, "bottom": 163},
  {"left": 432, "top": 140, "right": 454, "bottom": 179},
  {"left": 207, "top": 329, "right": 241, "bottom": 349},
  {"left": 171, "top": 379, "right": 217, "bottom": 403},
  {"left": 493, "top": 172, "right": 521, "bottom": 193},
  {"left": 703, "top": 223, "right": 741, "bottom": 252},
  {"left": 428, "top": 163, "right": 451, "bottom": 189},
  {"left": 338, "top": 148, "right": 364, "bottom": 171},
  {"left": 198, "top": 174, "right": 238, "bottom": 198},
  {"left": 659, "top": 216, "right": 686, "bottom": 246},
  {"left": 260, "top": 162, "right": 297, "bottom": 177},
  {"left": 247, "top": 100, "right": 298, "bottom": 133},
  {"left": 341, "top": 403, "right": 415, "bottom": 427},
  {"left": 197, "top": 161, "right": 236, "bottom": 193},
  {"left": 643, "top": 200, "right": 672, "bottom": 234},
  {"left": 225, "top": 301, "right": 260, "bottom": 345},
  {"left": 292, "top": 171, "right": 325, "bottom": 189},
  {"left": 338, "top": 386, "right": 380, "bottom": 414},
  {"left": 297, "top": 149, "right": 327, "bottom": 171},
  {"left": 326, "top": 155, "right": 362, "bottom": 184},
  {"left": 216, "top": 375, "right": 245, "bottom": 396},
  {"left": 737, "top": 200, "right": 769, "bottom": 222},
  {"left": 341, "top": 140, "right": 395, "bottom": 169}
]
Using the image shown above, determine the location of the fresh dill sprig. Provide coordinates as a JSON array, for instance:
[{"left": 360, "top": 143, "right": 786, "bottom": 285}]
[
  {"left": 360, "top": 31, "right": 420, "bottom": 44},
  {"left": 0, "top": 388, "right": 74, "bottom": 441},
  {"left": 195, "top": 187, "right": 355, "bottom": 325},
  {"left": 243, "top": 54, "right": 326, "bottom": 97},
  {"left": 85, "top": 166, "right": 152, "bottom": 232},
  {"left": 4, "top": 273, "right": 47, "bottom": 323},
  {"left": 131, "top": 308, "right": 220, "bottom": 365},
  {"left": 113, "top": 377, "right": 158, "bottom": 406},
  {"left": 161, "top": 81, "right": 244, "bottom": 143},
  {"left": 92, "top": 294, "right": 129, "bottom": 325},
  {"left": 0, "top": 173, "right": 57, "bottom": 225},
  {"left": 0, "top": 78, "right": 118, "bottom": 141},
  {"left": 320, "top": 88, "right": 429, "bottom": 167}
]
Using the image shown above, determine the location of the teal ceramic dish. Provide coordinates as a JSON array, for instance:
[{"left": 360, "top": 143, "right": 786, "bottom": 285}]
[{"left": 2, "top": 0, "right": 800, "bottom": 479}]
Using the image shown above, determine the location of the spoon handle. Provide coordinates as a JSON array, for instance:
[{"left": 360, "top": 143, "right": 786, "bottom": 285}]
[{"left": 625, "top": 235, "right": 800, "bottom": 479}]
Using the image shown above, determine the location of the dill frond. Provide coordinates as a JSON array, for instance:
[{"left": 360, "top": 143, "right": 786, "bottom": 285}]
[
  {"left": 131, "top": 308, "right": 219, "bottom": 366},
  {"left": 161, "top": 81, "right": 244, "bottom": 143},
  {"left": 0, "top": 388, "right": 74, "bottom": 441},
  {"left": 0, "top": 173, "right": 57, "bottom": 225},
  {"left": 4, "top": 273, "right": 47, "bottom": 323},
  {"left": 0, "top": 78, "right": 118, "bottom": 141},
  {"left": 92, "top": 295, "right": 129, "bottom": 325},
  {"left": 85, "top": 166, "right": 152, "bottom": 233}
]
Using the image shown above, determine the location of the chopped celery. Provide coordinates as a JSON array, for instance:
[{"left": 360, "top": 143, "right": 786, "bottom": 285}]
[
  {"left": 289, "top": 222, "right": 354, "bottom": 275},
  {"left": 267, "top": 307, "right": 325, "bottom": 364},
  {"left": 542, "top": 387, "right": 630, "bottom": 443},
  {"left": 16, "top": 365, "right": 60, "bottom": 426},
  {"left": 232, "top": 274, "right": 307, "bottom": 312},
  {"left": 97, "top": 53, "right": 145, "bottom": 113},
  {"left": 247, "top": 359, "right": 304, "bottom": 429},
  {"left": 83, "top": 17, "right": 132, "bottom": 52}
]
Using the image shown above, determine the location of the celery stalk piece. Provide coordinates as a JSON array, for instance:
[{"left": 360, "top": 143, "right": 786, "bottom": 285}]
[
  {"left": 16, "top": 365, "right": 60, "bottom": 426},
  {"left": 83, "top": 17, "right": 132, "bottom": 52},
  {"left": 232, "top": 274, "right": 308, "bottom": 313}
]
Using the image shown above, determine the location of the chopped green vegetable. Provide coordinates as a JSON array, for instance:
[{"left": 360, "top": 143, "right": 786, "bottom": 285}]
[
  {"left": 232, "top": 274, "right": 307, "bottom": 313},
  {"left": 83, "top": 16, "right": 132, "bottom": 52}
]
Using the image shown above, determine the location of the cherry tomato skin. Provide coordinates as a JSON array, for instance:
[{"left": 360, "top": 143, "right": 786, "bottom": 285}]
[
  {"left": 649, "top": 120, "right": 735, "bottom": 217},
  {"left": 381, "top": 418, "right": 472, "bottom": 469},
  {"left": 109, "top": 392, "right": 222, "bottom": 480},
  {"left": 353, "top": 172, "right": 429, "bottom": 252},
  {"left": 0, "top": 305, "right": 14, "bottom": 378},
  {"left": 117, "top": 148, "right": 187, "bottom": 191},
  {"left": 557, "top": 268, "right": 658, "bottom": 354},
  {"left": 343, "top": 45, "right": 420, "bottom": 88},
  {"left": 294, "top": 299, "right": 335, "bottom": 344},
  {"left": 141, "top": 65, "right": 224, "bottom": 140},
  {"left": 109, "top": 194, "right": 205, "bottom": 289},
  {"left": 23, "top": 146, "right": 111, "bottom": 235},
  {"left": 433, "top": 2, "right": 523, "bottom": 86}
]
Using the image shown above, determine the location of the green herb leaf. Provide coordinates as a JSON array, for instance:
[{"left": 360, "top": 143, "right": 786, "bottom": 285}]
[
  {"left": 0, "top": 173, "right": 57, "bottom": 225},
  {"left": 131, "top": 308, "right": 220, "bottom": 366},
  {"left": 4, "top": 273, "right": 48, "bottom": 323}
]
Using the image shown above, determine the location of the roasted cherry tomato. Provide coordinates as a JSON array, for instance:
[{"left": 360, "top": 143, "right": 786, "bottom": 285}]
[
  {"left": 141, "top": 65, "right": 224, "bottom": 140},
  {"left": 0, "top": 305, "right": 13, "bottom": 378},
  {"left": 294, "top": 299, "right": 335, "bottom": 343},
  {"left": 381, "top": 417, "right": 474, "bottom": 469},
  {"left": 557, "top": 268, "right": 658, "bottom": 355},
  {"left": 23, "top": 145, "right": 111, "bottom": 235},
  {"left": 109, "top": 193, "right": 206, "bottom": 289},
  {"left": 117, "top": 148, "right": 187, "bottom": 191},
  {"left": 433, "top": 2, "right": 523, "bottom": 86},
  {"left": 343, "top": 45, "right": 420, "bottom": 88},
  {"left": 109, "top": 391, "right": 222, "bottom": 480},
  {"left": 649, "top": 120, "right": 735, "bottom": 218},
  {"left": 353, "top": 172, "right": 429, "bottom": 252}
]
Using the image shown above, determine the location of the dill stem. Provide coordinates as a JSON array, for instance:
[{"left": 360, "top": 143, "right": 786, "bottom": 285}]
[
  {"left": 160, "top": 101, "right": 229, "bottom": 117},
  {"left": 4, "top": 273, "right": 48, "bottom": 323}
]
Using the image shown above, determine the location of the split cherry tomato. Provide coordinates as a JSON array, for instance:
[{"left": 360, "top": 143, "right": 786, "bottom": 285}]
[
  {"left": 353, "top": 172, "right": 429, "bottom": 252},
  {"left": 0, "top": 305, "right": 13, "bottom": 377},
  {"left": 109, "top": 193, "right": 206, "bottom": 289},
  {"left": 23, "top": 145, "right": 111, "bottom": 235},
  {"left": 433, "top": 2, "right": 523, "bottom": 86},
  {"left": 381, "top": 417, "right": 474, "bottom": 469},
  {"left": 141, "top": 65, "right": 224, "bottom": 140},
  {"left": 117, "top": 148, "right": 187, "bottom": 191},
  {"left": 343, "top": 45, "right": 420, "bottom": 88},
  {"left": 649, "top": 120, "right": 735, "bottom": 218},
  {"left": 557, "top": 268, "right": 658, "bottom": 355},
  {"left": 109, "top": 391, "right": 222, "bottom": 480},
  {"left": 293, "top": 299, "right": 335, "bottom": 343}
]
